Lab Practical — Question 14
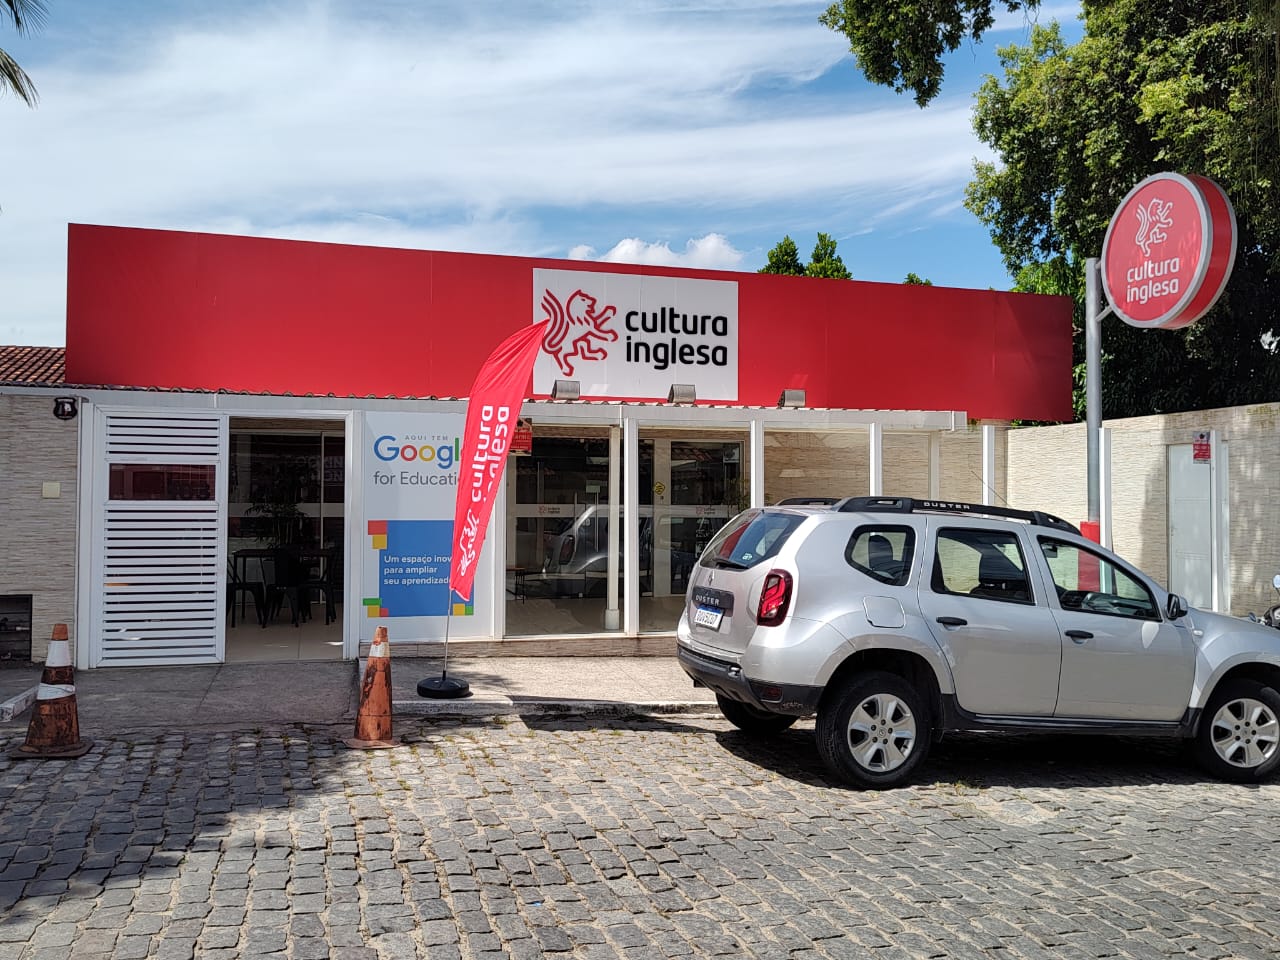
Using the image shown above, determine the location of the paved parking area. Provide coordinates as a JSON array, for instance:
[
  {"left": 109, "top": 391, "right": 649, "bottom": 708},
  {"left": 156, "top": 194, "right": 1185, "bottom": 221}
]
[{"left": 2, "top": 716, "right": 1278, "bottom": 959}]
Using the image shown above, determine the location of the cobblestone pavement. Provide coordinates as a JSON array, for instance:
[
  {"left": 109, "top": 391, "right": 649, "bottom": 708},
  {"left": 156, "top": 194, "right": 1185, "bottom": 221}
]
[{"left": 2, "top": 715, "right": 1279, "bottom": 959}]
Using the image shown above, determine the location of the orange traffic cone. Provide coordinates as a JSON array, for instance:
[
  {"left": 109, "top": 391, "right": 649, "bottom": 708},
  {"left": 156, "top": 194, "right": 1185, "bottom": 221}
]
[
  {"left": 344, "top": 626, "right": 399, "bottom": 749},
  {"left": 10, "top": 624, "right": 92, "bottom": 760}
]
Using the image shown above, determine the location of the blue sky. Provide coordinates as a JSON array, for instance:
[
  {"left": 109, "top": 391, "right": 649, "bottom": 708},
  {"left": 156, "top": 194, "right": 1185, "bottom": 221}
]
[{"left": 1, "top": 0, "right": 1083, "bottom": 346}]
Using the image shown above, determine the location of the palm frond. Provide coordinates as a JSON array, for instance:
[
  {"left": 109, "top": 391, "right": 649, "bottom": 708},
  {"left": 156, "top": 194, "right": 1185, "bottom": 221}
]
[
  {"left": 2, "top": 1, "right": 49, "bottom": 34},
  {"left": 0, "top": 46, "right": 37, "bottom": 104}
]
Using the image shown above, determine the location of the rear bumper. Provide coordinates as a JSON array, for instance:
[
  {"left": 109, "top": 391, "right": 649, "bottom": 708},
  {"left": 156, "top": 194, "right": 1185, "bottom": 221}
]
[{"left": 677, "top": 643, "right": 823, "bottom": 717}]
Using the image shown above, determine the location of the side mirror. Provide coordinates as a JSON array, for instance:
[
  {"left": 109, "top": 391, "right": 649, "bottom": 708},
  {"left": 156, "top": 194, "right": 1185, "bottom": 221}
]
[{"left": 1166, "top": 594, "right": 1188, "bottom": 620}]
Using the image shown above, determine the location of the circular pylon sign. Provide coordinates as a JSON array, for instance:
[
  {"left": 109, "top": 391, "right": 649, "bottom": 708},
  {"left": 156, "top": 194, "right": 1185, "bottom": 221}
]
[{"left": 1100, "top": 172, "right": 1236, "bottom": 330}]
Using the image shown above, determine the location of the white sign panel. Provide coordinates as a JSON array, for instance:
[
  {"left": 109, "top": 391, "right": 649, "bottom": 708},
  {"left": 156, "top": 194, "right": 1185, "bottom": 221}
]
[
  {"left": 532, "top": 268, "right": 739, "bottom": 401},
  {"left": 360, "top": 411, "right": 491, "bottom": 642}
]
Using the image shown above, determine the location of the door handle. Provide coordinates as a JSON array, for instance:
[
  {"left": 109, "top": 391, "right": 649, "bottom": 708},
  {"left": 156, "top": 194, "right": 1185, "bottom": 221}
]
[
  {"left": 1065, "top": 629, "right": 1093, "bottom": 642},
  {"left": 936, "top": 616, "right": 967, "bottom": 627}
]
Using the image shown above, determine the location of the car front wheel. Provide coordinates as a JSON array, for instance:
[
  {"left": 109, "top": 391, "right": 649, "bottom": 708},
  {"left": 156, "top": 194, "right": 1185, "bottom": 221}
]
[
  {"left": 1194, "top": 678, "right": 1280, "bottom": 782},
  {"left": 716, "top": 695, "right": 797, "bottom": 735},
  {"left": 816, "top": 671, "right": 931, "bottom": 789}
]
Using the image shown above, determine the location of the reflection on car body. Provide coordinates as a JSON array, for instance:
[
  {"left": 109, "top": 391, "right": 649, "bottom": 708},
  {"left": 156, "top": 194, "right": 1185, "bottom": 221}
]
[{"left": 537, "top": 505, "right": 710, "bottom": 598}]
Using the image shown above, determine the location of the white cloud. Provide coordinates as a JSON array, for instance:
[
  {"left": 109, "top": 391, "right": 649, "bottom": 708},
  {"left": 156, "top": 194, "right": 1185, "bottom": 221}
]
[{"left": 586, "top": 234, "right": 746, "bottom": 270}]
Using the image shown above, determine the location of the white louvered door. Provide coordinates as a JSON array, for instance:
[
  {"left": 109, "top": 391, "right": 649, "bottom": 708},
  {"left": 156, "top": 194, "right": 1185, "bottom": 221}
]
[{"left": 91, "top": 411, "right": 227, "bottom": 666}]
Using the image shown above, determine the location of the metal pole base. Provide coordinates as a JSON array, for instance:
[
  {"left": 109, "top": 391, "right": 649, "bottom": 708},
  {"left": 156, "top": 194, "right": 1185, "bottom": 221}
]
[{"left": 417, "top": 674, "right": 471, "bottom": 699}]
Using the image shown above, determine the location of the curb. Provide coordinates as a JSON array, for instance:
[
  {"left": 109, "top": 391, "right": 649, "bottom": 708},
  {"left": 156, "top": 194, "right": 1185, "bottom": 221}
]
[
  {"left": 0, "top": 685, "right": 38, "bottom": 722},
  {"left": 393, "top": 697, "right": 719, "bottom": 719}
]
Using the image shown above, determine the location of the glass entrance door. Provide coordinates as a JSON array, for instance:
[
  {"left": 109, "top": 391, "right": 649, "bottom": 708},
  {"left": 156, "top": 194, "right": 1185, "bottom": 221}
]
[
  {"left": 225, "top": 418, "right": 345, "bottom": 661},
  {"left": 507, "top": 436, "right": 615, "bottom": 636},
  {"left": 638, "top": 438, "right": 743, "bottom": 631},
  {"left": 504, "top": 432, "right": 742, "bottom": 637}
]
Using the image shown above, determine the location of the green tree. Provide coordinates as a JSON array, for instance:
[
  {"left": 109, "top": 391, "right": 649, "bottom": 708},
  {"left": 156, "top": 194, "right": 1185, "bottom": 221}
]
[
  {"left": 903, "top": 272, "right": 933, "bottom": 285},
  {"left": 760, "top": 233, "right": 852, "bottom": 278},
  {"left": 1, "top": 0, "right": 46, "bottom": 106},
  {"left": 965, "top": 2, "right": 1280, "bottom": 419},
  {"left": 760, "top": 235, "right": 805, "bottom": 276},
  {"left": 820, "top": 0, "right": 1277, "bottom": 128},
  {"left": 806, "top": 232, "right": 852, "bottom": 279},
  {"left": 820, "top": 1, "right": 1039, "bottom": 106}
]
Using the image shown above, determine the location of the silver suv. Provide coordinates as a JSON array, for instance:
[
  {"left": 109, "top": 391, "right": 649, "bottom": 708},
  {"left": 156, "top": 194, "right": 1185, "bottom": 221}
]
[{"left": 677, "top": 496, "right": 1280, "bottom": 788}]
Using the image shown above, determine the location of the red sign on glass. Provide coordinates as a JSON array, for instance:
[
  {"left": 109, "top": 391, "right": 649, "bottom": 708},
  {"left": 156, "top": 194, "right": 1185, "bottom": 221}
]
[
  {"left": 511, "top": 418, "right": 533, "bottom": 456},
  {"left": 1100, "top": 172, "right": 1237, "bottom": 330},
  {"left": 1193, "top": 431, "right": 1211, "bottom": 462}
]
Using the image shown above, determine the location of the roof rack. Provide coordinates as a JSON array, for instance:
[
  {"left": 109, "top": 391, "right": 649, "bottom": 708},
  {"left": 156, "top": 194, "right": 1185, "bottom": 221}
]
[
  {"left": 834, "top": 496, "right": 1080, "bottom": 535},
  {"left": 774, "top": 497, "right": 840, "bottom": 506}
]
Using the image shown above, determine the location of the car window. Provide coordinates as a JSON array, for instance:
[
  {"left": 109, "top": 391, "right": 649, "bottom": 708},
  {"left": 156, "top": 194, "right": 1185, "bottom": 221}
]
[
  {"left": 846, "top": 525, "right": 914, "bottom": 586},
  {"left": 932, "top": 528, "right": 1033, "bottom": 604},
  {"left": 700, "top": 510, "right": 805, "bottom": 570},
  {"left": 1038, "top": 537, "right": 1159, "bottom": 620}
]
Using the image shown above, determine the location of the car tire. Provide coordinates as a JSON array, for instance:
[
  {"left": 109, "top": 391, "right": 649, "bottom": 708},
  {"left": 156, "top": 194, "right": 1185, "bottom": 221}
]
[
  {"left": 1194, "top": 678, "right": 1280, "bottom": 782},
  {"left": 715, "top": 695, "right": 797, "bottom": 735},
  {"left": 816, "top": 671, "right": 931, "bottom": 789}
]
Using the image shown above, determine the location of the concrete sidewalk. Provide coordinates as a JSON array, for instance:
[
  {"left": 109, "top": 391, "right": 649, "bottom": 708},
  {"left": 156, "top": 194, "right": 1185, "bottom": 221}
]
[
  {"left": 0, "top": 654, "right": 718, "bottom": 736},
  {"left": 392, "top": 656, "right": 718, "bottom": 717}
]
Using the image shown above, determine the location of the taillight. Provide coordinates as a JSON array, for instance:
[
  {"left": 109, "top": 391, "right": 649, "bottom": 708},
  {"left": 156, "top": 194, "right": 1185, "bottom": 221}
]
[
  {"left": 757, "top": 570, "right": 793, "bottom": 626},
  {"left": 559, "top": 536, "right": 575, "bottom": 565}
]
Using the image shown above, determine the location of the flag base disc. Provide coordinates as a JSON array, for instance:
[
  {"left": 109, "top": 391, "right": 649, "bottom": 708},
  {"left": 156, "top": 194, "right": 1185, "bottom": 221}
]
[{"left": 417, "top": 675, "right": 471, "bottom": 699}]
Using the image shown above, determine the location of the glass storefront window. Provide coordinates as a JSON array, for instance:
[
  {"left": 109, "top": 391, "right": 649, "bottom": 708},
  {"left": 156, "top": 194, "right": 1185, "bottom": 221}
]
[
  {"left": 511, "top": 437, "right": 612, "bottom": 574},
  {"left": 227, "top": 426, "right": 344, "bottom": 553},
  {"left": 109, "top": 464, "right": 216, "bottom": 501},
  {"left": 323, "top": 435, "right": 345, "bottom": 505},
  {"left": 514, "top": 437, "right": 611, "bottom": 506},
  {"left": 506, "top": 433, "right": 744, "bottom": 637}
]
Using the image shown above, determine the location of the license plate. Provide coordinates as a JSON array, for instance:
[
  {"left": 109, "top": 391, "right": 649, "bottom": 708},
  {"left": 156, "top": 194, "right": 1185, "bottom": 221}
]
[
  {"left": 692, "top": 586, "right": 734, "bottom": 614},
  {"left": 693, "top": 606, "right": 723, "bottom": 629}
]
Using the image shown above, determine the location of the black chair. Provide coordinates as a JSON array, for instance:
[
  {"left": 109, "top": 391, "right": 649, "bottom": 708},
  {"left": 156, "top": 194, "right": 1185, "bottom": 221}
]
[
  {"left": 264, "top": 549, "right": 308, "bottom": 627},
  {"left": 296, "top": 550, "right": 340, "bottom": 625},
  {"left": 226, "top": 560, "right": 267, "bottom": 628}
]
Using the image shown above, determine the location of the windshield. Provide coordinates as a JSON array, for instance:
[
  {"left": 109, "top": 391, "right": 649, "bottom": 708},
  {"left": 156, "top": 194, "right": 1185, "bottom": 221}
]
[{"left": 699, "top": 510, "right": 805, "bottom": 570}]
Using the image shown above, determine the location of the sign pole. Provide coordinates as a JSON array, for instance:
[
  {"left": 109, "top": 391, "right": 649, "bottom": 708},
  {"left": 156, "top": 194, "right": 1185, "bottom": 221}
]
[
  {"left": 1089, "top": 171, "right": 1235, "bottom": 560},
  {"left": 1084, "top": 257, "right": 1112, "bottom": 528}
]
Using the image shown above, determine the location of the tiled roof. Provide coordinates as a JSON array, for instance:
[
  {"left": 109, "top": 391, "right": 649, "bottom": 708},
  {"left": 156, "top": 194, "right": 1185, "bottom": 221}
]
[{"left": 0, "top": 345, "right": 65, "bottom": 386}]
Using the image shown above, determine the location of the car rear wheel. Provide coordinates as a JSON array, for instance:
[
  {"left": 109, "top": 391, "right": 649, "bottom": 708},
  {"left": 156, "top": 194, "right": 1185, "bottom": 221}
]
[
  {"left": 816, "top": 671, "right": 931, "bottom": 789},
  {"left": 1194, "top": 678, "right": 1280, "bottom": 782},
  {"left": 715, "top": 695, "right": 797, "bottom": 735}
]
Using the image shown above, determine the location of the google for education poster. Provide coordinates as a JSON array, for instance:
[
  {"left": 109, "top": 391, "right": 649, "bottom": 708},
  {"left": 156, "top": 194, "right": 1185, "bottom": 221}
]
[{"left": 360, "top": 411, "right": 493, "bottom": 643}]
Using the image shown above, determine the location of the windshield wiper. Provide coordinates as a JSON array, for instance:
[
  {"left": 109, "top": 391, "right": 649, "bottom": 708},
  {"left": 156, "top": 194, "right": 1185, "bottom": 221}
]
[{"left": 708, "top": 557, "right": 750, "bottom": 570}]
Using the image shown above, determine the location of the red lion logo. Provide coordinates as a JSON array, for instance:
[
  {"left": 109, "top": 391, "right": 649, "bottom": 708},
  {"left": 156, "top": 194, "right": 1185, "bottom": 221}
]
[{"left": 541, "top": 289, "right": 618, "bottom": 377}]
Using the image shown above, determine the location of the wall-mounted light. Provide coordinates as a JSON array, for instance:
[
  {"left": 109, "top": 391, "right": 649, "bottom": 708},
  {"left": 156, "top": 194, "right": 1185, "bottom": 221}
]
[
  {"left": 52, "top": 397, "right": 78, "bottom": 421},
  {"left": 551, "top": 379, "right": 581, "bottom": 401},
  {"left": 778, "top": 389, "right": 806, "bottom": 408},
  {"left": 667, "top": 384, "right": 696, "bottom": 405}
]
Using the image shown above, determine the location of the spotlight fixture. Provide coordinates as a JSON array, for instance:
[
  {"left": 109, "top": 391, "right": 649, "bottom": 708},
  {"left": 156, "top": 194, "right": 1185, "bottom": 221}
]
[
  {"left": 551, "top": 379, "right": 581, "bottom": 401},
  {"left": 778, "top": 389, "right": 806, "bottom": 408},
  {"left": 667, "top": 384, "right": 696, "bottom": 405}
]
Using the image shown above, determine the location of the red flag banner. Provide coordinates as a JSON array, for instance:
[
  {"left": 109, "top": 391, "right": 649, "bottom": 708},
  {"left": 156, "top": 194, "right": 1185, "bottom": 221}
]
[{"left": 449, "top": 321, "right": 548, "bottom": 601}]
